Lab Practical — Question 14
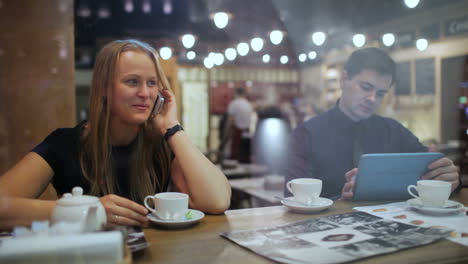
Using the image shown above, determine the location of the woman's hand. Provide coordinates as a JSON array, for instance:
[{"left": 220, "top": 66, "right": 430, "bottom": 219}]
[
  {"left": 152, "top": 89, "right": 180, "bottom": 134},
  {"left": 100, "top": 194, "right": 149, "bottom": 227}
]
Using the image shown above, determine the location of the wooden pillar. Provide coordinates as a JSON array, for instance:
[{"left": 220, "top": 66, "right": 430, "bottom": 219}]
[{"left": 0, "top": 0, "right": 75, "bottom": 174}]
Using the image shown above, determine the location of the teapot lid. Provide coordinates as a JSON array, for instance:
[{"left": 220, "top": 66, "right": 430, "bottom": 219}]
[{"left": 56, "top": 187, "right": 99, "bottom": 206}]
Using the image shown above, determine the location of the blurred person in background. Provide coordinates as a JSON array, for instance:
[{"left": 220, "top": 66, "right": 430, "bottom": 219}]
[{"left": 223, "top": 87, "right": 254, "bottom": 163}]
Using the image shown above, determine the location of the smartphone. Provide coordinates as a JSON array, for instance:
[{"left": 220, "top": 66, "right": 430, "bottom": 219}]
[{"left": 152, "top": 92, "right": 165, "bottom": 115}]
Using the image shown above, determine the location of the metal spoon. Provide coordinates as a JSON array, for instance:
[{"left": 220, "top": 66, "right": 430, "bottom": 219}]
[{"left": 274, "top": 196, "right": 310, "bottom": 206}]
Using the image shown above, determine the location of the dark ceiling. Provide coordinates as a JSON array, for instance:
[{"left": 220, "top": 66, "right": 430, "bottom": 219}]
[{"left": 75, "top": 0, "right": 466, "bottom": 68}]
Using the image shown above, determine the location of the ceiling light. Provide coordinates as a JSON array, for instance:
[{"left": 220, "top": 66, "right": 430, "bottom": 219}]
[
  {"left": 382, "top": 33, "right": 395, "bottom": 47},
  {"left": 237, "top": 42, "right": 249, "bottom": 56},
  {"left": 142, "top": 0, "right": 151, "bottom": 13},
  {"left": 77, "top": 5, "right": 91, "bottom": 18},
  {"left": 262, "top": 54, "right": 270, "bottom": 63},
  {"left": 186, "top": 51, "right": 196, "bottom": 60},
  {"left": 251, "top": 38, "right": 264, "bottom": 52},
  {"left": 270, "top": 30, "right": 283, "bottom": 45},
  {"left": 280, "top": 55, "right": 288, "bottom": 64},
  {"left": 97, "top": 6, "right": 111, "bottom": 19},
  {"left": 308, "top": 51, "right": 317, "bottom": 60},
  {"left": 163, "top": 0, "right": 172, "bottom": 14},
  {"left": 404, "top": 0, "right": 420, "bottom": 8},
  {"left": 213, "top": 12, "right": 229, "bottom": 29},
  {"left": 213, "top": 53, "right": 224, "bottom": 66},
  {"left": 416, "top": 38, "right": 428, "bottom": 51},
  {"left": 298, "top": 53, "right": 307, "bottom": 62},
  {"left": 225, "top": 48, "right": 237, "bottom": 61},
  {"left": 204, "top": 57, "right": 214, "bottom": 69},
  {"left": 181, "top": 34, "right": 196, "bottom": 49},
  {"left": 312, "top": 32, "right": 326, "bottom": 46},
  {"left": 352, "top": 34, "right": 366, "bottom": 47},
  {"left": 124, "top": 0, "right": 134, "bottom": 13},
  {"left": 159, "top": 47, "right": 172, "bottom": 60}
]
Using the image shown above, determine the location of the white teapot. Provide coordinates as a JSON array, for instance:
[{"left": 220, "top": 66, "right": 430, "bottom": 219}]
[{"left": 51, "top": 186, "right": 107, "bottom": 233}]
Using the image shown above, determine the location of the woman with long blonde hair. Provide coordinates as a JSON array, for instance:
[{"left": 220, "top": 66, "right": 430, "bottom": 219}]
[{"left": 0, "top": 39, "right": 231, "bottom": 229}]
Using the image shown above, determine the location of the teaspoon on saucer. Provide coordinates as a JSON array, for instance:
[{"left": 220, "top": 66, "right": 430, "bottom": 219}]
[{"left": 274, "top": 196, "right": 310, "bottom": 206}]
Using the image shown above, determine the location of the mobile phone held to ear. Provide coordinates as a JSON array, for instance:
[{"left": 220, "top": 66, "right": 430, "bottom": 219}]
[{"left": 152, "top": 92, "right": 165, "bottom": 115}]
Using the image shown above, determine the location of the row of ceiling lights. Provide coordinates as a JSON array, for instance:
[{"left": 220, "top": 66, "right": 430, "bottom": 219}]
[
  {"left": 159, "top": 29, "right": 431, "bottom": 68},
  {"left": 78, "top": 0, "right": 426, "bottom": 68},
  {"left": 158, "top": 0, "right": 427, "bottom": 68}
]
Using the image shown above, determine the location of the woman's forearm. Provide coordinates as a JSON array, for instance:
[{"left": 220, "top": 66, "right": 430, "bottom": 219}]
[
  {"left": 0, "top": 196, "right": 56, "bottom": 230},
  {"left": 168, "top": 131, "right": 231, "bottom": 213}
]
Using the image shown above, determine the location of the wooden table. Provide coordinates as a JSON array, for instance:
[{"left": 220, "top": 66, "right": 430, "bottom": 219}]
[
  {"left": 219, "top": 163, "right": 270, "bottom": 179},
  {"left": 229, "top": 177, "right": 283, "bottom": 206},
  {"left": 134, "top": 189, "right": 468, "bottom": 264}
]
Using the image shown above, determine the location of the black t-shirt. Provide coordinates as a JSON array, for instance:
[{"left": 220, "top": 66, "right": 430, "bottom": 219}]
[{"left": 32, "top": 122, "right": 171, "bottom": 198}]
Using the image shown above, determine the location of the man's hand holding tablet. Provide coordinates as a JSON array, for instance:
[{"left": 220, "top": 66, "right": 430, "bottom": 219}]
[{"left": 340, "top": 152, "right": 459, "bottom": 201}]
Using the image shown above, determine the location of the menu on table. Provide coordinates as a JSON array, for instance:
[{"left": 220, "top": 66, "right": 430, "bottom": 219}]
[{"left": 222, "top": 211, "right": 451, "bottom": 264}]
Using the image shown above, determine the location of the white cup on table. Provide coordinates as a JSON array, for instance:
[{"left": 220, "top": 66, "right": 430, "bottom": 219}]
[
  {"left": 407, "top": 180, "right": 451, "bottom": 208},
  {"left": 144, "top": 192, "right": 188, "bottom": 220},
  {"left": 286, "top": 178, "right": 322, "bottom": 206}
]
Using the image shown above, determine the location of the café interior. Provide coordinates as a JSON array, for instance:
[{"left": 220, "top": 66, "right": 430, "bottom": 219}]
[{"left": 1, "top": 0, "right": 468, "bottom": 263}]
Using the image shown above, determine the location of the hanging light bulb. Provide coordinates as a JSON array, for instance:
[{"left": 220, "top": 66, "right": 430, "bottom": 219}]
[
  {"left": 225, "top": 48, "right": 237, "bottom": 61},
  {"left": 298, "top": 53, "right": 307, "bottom": 62},
  {"left": 308, "top": 51, "right": 317, "bottom": 60},
  {"left": 159, "top": 47, "right": 172, "bottom": 60},
  {"left": 213, "top": 12, "right": 229, "bottom": 29},
  {"left": 237, "top": 42, "right": 249, "bottom": 56},
  {"left": 251, "top": 38, "right": 264, "bottom": 52},
  {"left": 262, "top": 54, "right": 270, "bottom": 63},
  {"left": 416, "top": 38, "right": 428, "bottom": 51},
  {"left": 181, "top": 34, "right": 196, "bottom": 49},
  {"left": 352, "top": 34, "right": 366, "bottom": 47},
  {"left": 404, "top": 0, "right": 420, "bottom": 8},
  {"left": 213, "top": 53, "right": 225, "bottom": 66},
  {"left": 186, "top": 51, "right": 196, "bottom": 60},
  {"left": 280, "top": 55, "right": 288, "bottom": 64},
  {"left": 270, "top": 30, "right": 283, "bottom": 45},
  {"left": 382, "top": 33, "right": 395, "bottom": 47},
  {"left": 312, "top": 32, "right": 326, "bottom": 46},
  {"left": 204, "top": 56, "right": 214, "bottom": 69}
]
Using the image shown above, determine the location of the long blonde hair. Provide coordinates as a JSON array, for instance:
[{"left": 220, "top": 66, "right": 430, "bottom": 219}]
[{"left": 79, "top": 39, "right": 172, "bottom": 203}]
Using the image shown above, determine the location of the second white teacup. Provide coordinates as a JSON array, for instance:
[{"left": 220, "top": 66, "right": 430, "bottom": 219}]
[
  {"left": 407, "top": 180, "right": 451, "bottom": 208},
  {"left": 286, "top": 178, "right": 322, "bottom": 206},
  {"left": 144, "top": 192, "right": 188, "bottom": 220}
]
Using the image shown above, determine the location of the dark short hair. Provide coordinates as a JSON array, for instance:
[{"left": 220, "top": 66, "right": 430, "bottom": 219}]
[
  {"left": 235, "top": 87, "right": 246, "bottom": 96},
  {"left": 344, "top": 47, "right": 396, "bottom": 85}
]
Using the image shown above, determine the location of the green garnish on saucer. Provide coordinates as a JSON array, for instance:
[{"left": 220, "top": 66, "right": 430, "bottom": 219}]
[{"left": 185, "top": 210, "right": 193, "bottom": 219}]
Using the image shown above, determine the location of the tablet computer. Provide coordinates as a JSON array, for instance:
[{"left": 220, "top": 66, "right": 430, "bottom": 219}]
[{"left": 353, "top": 152, "right": 444, "bottom": 201}]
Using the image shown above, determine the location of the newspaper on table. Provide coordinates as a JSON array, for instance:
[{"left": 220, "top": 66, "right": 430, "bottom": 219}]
[
  {"left": 353, "top": 201, "right": 468, "bottom": 246},
  {"left": 222, "top": 211, "right": 451, "bottom": 264}
]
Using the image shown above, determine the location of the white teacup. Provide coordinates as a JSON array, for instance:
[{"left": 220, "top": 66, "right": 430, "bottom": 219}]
[
  {"left": 144, "top": 192, "right": 189, "bottom": 220},
  {"left": 286, "top": 178, "right": 322, "bottom": 206},
  {"left": 407, "top": 180, "right": 451, "bottom": 208}
]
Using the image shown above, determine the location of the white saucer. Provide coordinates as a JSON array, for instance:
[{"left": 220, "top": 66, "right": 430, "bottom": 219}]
[
  {"left": 407, "top": 198, "right": 465, "bottom": 215},
  {"left": 147, "top": 209, "right": 205, "bottom": 228},
  {"left": 281, "top": 197, "right": 333, "bottom": 213}
]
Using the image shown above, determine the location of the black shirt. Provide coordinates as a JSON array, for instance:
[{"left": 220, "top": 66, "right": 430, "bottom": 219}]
[
  {"left": 32, "top": 122, "right": 170, "bottom": 197},
  {"left": 284, "top": 104, "right": 427, "bottom": 198}
]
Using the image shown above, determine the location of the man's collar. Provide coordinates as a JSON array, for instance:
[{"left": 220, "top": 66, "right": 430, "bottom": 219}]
[{"left": 332, "top": 99, "right": 372, "bottom": 127}]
